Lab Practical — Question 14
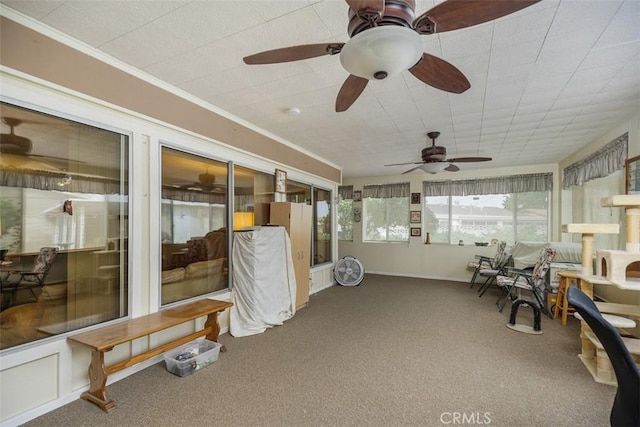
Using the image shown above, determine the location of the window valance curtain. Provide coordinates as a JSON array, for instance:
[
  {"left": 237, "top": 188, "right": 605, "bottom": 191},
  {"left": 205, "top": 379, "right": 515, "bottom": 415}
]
[
  {"left": 423, "top": 173, "right": 552, "bottom": 196},
  {"left": 362, "top": 182, "right": 409, "bottom": 198},
  {"left": 161, "top": 187, "right": 226, "bottom": 204},
  {"left": 338, "top": 185, "right": 354, "bottom": 200},
  {"left": 562, "top": 133, "right": 628, "bottom": 189},
  {"left": 0, "top": 168, "right": 124, "bottom": 194}
]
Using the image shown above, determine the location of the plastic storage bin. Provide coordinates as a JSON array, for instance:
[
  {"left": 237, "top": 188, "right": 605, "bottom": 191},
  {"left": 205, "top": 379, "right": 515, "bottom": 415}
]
[{"left": 163, "top": 339, "right": 221, "bottom": 377}]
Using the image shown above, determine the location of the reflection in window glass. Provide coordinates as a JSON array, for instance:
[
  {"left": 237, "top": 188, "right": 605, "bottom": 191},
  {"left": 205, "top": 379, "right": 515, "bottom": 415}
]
[
  {"left": 233, "top": 165, "right": 274, "bottom": 227},
  {"left": 161, "top": 147, "right": 228, "bottom": 305},
  {"left": 313, "top": 188, "right": 332, "bottom": 265},
  {"left": 0, "top": 102, "right": 128, "bottom": 350},
  {"left": 286, "top": 179, "right": 311, "bottom": 205}
]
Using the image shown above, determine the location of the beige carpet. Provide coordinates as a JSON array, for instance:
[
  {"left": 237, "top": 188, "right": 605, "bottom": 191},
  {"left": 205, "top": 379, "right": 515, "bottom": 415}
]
[{"left": 25, "top": 275, "right": 616, "bottom": 426}]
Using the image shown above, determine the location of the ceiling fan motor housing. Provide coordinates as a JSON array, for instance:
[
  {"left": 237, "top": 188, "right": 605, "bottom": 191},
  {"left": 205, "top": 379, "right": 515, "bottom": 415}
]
[
  {"left": 0, "top": 134, "right": 32, "bottom": 155},
  {"left": 347, "top": 0, "right": 416, "bottom": 37},
  {"left": 422, "top": 145, "right": 446, "bottom": 162},
  {"left": 1, "top": 117, "right": 33, "bottom": 155}
]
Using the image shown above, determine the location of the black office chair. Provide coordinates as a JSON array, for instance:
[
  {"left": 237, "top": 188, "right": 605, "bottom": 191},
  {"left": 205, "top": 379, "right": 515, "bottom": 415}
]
[{"left": 567, "top": 287, "right": 640, "bottom": 427}]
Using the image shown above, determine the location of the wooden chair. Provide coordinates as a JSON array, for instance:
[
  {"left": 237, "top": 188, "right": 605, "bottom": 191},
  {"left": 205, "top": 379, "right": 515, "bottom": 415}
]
[{"left": 567, "top": 287, "right": 640, "bottom": 427}]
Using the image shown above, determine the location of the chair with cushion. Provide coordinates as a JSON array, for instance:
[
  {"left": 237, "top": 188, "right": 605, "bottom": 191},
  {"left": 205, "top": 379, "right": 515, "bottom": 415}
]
[
  {"left": 476, "top": 254, "right": 512, "bottom": 298},
  {"left": 469, "top": 241, "right": 507, "bottom": 288},
  {"left": 567, "top": 287, "right": 640, "bottom": 427},
  {"left": 1, "top": 247, "right": 58, "bottom": 310},
  {"left": 496, "top": 246, "right": 555, "bottom": 313}
]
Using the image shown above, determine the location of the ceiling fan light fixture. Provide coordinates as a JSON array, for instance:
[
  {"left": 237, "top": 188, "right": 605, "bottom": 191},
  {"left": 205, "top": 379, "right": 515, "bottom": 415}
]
[
  {"left": 420, "top": 162, "right": 450, "bottom": 174},
  {"left": 339, "top": 26, "right": 423, "bottom": 81}
]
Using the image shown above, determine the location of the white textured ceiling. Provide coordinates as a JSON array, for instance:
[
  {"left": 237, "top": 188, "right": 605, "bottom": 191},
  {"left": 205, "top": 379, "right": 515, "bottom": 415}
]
[{"left": 2, "top": 0, "right": 639, "bottom": 179}]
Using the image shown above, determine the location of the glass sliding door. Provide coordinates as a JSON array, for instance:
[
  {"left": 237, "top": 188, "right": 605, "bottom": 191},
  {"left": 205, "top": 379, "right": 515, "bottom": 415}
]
[{"left": 160, "top": 147, "right": 228, "bottom": 305}]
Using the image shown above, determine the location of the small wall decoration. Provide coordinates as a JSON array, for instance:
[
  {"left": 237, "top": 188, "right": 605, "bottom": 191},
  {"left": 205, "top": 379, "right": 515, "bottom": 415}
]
[
  {"left": 411, "top": 192, "right": 421, "bottom": 204},
  {"left": 410, "top": 227, "right": 421, "bottom": 237},
  {"left": 410, "top": 210, "right": 421, "bottom": 223},
  {"left": 353, "top": 206, "right": 362, "bottom": 223},
  {"left": 275, "top": 169, "right": 287, "bottom": 193},
  {"left": 353, "top": 190, "right": 362, "bottom": 202},
  {"left": 625, "top": 155, "right": 640, "bottom": 194},
  {"left": 63, "top": 200, "right": 73, "bottom": 215}
]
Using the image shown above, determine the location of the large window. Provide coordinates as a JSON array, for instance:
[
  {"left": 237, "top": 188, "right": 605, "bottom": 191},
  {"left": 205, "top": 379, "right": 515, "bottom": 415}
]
[
  {"left": 313, "top": 187, "right": 332, "bottom": 265},
  {"left": 0, "top": 102, "right": 129, "bottom": 350},
  {"left": 337, "top": 185, "right": 353, "bottom": 241},
  {"left": 362, "top": 183, "right": 410, "bottom": 242},
  {"left": 161, "top": 147, "right": 228, "bottom": 305},
  {"left": 424, "top": 174, "right": 551, "bottom": 245}
]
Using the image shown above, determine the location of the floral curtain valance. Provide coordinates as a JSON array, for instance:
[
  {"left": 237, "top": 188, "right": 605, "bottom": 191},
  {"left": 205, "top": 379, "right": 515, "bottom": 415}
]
[
  {"left": 562, "top": 133, "right": 628, "bottom": 189},
  {"left": 0, "top": 168, "right": 125, "bottom": 194},
  {"left": 362, "top": 182, "right": 410, "bottom": 199},
  {"left": 423, "top": 173, "right": 553, "bottom": 196},
  {"left": 338, "top": 185, "right": 354, "bottom": 200}
]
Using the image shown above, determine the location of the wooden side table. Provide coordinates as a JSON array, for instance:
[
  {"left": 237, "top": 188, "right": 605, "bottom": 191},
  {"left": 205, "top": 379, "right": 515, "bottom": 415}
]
[{"left": 553, "top": 270, "right": 582, "bottom": 326}]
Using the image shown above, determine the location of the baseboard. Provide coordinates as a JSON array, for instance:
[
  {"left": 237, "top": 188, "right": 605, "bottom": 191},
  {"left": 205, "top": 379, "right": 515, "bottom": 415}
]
[{"left": 364, "top": 270, "right": 469, "bottom": 283}]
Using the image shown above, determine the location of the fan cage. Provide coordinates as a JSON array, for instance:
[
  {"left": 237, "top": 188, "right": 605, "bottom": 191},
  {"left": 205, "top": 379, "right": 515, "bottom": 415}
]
[{"left": 334, "top": 255, "right": 365, "bottom": 286}]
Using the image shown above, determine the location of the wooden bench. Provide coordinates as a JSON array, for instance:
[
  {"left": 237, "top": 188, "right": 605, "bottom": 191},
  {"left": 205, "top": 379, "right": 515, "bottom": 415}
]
[{"left": 68, "top": 298, "right": 233, "bottom": 412}]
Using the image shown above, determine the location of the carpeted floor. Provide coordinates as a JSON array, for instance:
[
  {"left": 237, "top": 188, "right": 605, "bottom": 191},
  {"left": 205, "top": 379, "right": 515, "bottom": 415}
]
[{"left": 24, "top": 275, "right": 616, "bottom": 426}]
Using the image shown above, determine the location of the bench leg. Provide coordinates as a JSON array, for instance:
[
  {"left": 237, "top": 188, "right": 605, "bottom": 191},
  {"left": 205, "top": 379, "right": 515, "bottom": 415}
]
[
  {"left": 204, "top": 312, "right": 227, "bottom": 353},
  {"left": 81, "top": 350, "right": 115, "bottom": 412}
]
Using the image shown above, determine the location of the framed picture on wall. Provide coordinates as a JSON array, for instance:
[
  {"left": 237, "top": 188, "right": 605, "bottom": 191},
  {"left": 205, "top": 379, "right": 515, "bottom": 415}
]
[
  {"left": 411, "top": 192, "right": 421, "bottom": 204},
  {"left": 353, "top": 190, "right": 362, "bottom": 202},
  {"left": 275, "top": 169, "right": 287, "bottom": 193},
  {"left": 410, "top": 227, "right": 421, "bottom": 237},
  {"left": 410, "top": 211, "right": 421, "bottom": 223},
  {"left": 626, "top": 155, "right": 640, "bottom": 194}
]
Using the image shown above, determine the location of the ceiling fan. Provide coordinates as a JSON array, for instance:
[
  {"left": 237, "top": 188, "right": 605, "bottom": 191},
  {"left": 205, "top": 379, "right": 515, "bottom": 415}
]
[
  {"left": 243, "top": 0, "right": 540, "bottom": 112},
  {"left": 173, "top": 168, "right": 226, "bottom": 193},
  {"left": 0, "top": 117, "right": 85, "bottom": 167},
  {"left": 384, "top": 131, "right": 492, "bottom": 174}
]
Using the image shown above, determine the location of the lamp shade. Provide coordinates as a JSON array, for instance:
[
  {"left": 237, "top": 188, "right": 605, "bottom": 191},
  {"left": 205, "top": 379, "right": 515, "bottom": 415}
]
[
  {"left": 340, "top": 26, "right": 423, "bottom": 80},
  {"left": 234, "top": 212, "right": 255, "bottom": 230}
]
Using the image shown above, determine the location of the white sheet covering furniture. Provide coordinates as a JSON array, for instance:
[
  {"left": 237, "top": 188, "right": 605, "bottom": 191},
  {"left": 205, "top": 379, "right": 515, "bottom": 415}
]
[
  {"left": 230, "top": 226, "right": 296, "bottom": 337},
  {"left": 510, "top": 241, "right": 582, "bottom": 269}
]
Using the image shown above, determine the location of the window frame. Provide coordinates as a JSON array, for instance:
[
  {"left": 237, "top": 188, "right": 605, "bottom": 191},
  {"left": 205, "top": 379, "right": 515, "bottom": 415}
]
[{"left": 424, "top": 191, "right": 551, "bottom": 245}]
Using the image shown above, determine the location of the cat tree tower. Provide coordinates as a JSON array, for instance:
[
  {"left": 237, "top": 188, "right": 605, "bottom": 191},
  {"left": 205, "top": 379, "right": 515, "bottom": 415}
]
[{"left": 562, "top": 194, "right": 640, "bottom": 385}]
